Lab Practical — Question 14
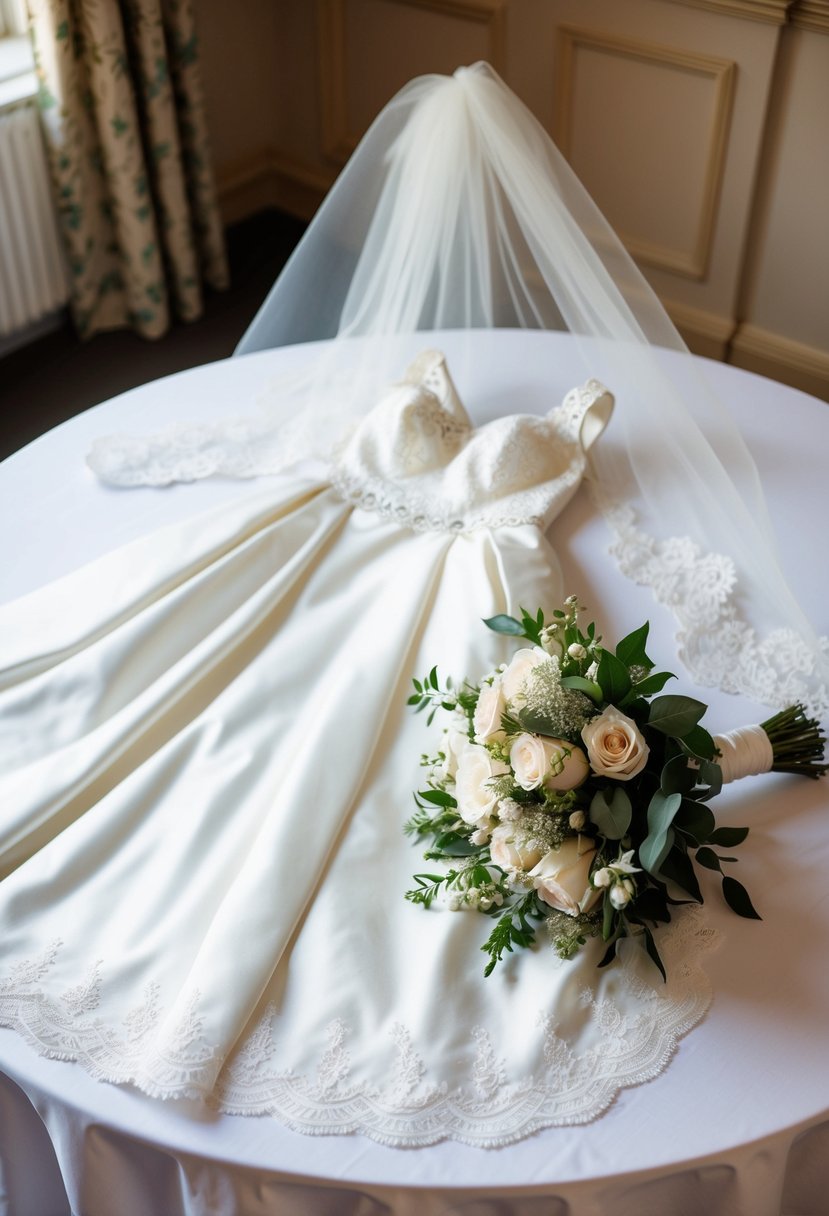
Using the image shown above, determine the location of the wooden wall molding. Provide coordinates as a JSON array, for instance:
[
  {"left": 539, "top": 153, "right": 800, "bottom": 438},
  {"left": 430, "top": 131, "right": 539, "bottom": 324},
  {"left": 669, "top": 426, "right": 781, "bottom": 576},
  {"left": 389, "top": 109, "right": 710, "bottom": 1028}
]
[
  {"left": 217, "top": 150, "right": 332, "bottom": 225},
  {"left": 790, "top": 0, "right": 829, "bottom": 31},
  {"left": 316, "top": 0, "right": 506, "bottom": 164},
  {"left": 730, "top": 323, "right": 829, "bottom": 397},
  {"left": 664, "top": 0, "right": 793, "bottom": 24},
  {"left": 555, "top": 28, "right": 735, "bottom": 281}
]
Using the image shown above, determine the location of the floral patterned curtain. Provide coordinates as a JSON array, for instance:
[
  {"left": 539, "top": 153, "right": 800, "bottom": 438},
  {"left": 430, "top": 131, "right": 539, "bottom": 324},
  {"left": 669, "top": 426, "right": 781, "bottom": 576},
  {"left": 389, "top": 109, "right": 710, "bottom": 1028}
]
[{"left": 28, "top": 0, "right": 229, "bottom": 339}]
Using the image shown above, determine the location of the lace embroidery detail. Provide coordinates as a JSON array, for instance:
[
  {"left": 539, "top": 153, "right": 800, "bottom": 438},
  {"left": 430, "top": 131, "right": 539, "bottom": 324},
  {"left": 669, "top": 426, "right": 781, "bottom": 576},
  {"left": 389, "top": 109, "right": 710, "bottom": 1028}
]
[
  {"left": 0, "top": 909, "right": 718, "bottom": 1147},
  {"left": 604, "top": 502, "right": 829, "bottom": 716},
  {"left": 329, "top": 379, "right": 610, "bottom": 534},
  {"left": 471, "top": 1027, "right": 507, "bottom": 1100},
  {"left": 61, "top": 960, "right": 103, "bottom": 1017},
  {"left": 316, "top": 1018, "right": 352, "bottom": 1098}
]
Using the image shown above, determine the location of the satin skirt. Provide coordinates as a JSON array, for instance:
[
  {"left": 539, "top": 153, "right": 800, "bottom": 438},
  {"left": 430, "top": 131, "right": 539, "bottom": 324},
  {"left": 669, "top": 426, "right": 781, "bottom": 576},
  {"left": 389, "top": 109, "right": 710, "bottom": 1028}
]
[{"left": 0, "top": 477, "right": 713, "bottom": 1145}]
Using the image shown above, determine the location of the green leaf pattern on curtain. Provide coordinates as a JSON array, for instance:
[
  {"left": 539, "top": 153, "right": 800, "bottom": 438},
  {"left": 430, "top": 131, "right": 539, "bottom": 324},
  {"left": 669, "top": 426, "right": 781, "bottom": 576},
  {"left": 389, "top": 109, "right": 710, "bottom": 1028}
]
[{"left": 29, "top": 0, "right": 229, "bottom": 339}]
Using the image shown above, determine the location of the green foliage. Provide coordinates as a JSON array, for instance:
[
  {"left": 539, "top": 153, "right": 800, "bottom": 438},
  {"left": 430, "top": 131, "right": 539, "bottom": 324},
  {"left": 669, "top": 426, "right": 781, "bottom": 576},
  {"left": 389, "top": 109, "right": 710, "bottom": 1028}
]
[{"left": 480, "top": 891, "right": 545, "bottom": 977}]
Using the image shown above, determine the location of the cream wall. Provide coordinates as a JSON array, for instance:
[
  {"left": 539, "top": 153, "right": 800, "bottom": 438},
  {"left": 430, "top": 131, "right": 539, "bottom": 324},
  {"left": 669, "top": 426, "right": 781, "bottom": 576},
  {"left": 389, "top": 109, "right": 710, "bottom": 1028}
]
[{"left": 196, "top": 0, "right": 829, "bottom": 400}]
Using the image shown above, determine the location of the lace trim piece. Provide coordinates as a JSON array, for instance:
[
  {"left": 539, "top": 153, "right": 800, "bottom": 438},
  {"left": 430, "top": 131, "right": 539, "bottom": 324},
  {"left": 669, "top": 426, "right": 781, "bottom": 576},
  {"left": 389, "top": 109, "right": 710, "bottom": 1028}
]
[
  {"left": 604, "top": 501, "right": 829, "bottom": 717},
  {"left": 0, "top": 911, "right": 718, "bottom": 1147}
]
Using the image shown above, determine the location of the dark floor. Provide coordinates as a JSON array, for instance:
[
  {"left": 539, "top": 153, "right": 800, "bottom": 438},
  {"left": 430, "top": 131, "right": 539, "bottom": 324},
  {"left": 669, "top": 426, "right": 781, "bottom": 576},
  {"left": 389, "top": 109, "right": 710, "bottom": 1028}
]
[{"left": 0, "top": 209, "right": 307, "bottom": 462}]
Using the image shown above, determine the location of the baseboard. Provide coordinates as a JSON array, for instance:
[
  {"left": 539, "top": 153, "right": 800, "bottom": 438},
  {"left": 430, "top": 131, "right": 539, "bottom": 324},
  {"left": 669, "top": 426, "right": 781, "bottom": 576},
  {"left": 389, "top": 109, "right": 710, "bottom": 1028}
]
[
  {"left": 217, "top": 151, "right": 332, "bottom": 226},
  {"left": 662, "top": 298, "right": 736, "bottom": 361},
  {"left": 0, "top": 307, "right": 68, "bottom": 358},
  {"left": 729, "top": 323, "right": 829, "bottom": 402}
]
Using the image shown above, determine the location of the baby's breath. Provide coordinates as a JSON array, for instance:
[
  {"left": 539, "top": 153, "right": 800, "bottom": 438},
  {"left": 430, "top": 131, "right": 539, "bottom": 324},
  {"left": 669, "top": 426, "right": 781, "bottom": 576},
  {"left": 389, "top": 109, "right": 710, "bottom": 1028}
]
[{"left": 521, "top": 661, "right": 593, "bottom": 736}]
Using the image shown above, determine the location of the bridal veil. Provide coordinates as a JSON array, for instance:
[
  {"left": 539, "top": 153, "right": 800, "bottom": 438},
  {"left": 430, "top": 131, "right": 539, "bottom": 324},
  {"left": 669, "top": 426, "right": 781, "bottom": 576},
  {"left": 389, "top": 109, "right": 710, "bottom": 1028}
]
[{"left": 89, "top": 62, "right": 827, "bottom": 713}]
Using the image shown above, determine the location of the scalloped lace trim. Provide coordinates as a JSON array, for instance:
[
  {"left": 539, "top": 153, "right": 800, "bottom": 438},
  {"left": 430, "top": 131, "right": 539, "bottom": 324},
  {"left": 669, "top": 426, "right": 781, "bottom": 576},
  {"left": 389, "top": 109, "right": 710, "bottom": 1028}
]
[
  {"left": 0, "top": 910, "right": 717, "bottom": 1147},
  {"left": 604, "top": 501, "right": 829, "bottom": 717}
]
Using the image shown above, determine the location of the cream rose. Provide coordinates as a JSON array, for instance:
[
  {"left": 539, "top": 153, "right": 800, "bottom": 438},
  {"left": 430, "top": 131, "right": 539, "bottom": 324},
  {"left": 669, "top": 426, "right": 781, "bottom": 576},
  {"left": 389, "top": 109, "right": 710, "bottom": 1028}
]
[
  {"left": 455, "top": 744, "right": 508, "bottom": 828},
  {"left": 489, "top": 824, "right": 544, "bottom": 872},
  {"left": 529, "top": 837, "right": 600, "bottom": 916},
  {"left": 442, "top": 721, "right": 471, "bottom": 778},
  {"left": 581, "top": 707, "right": 649, "bottom": 781},
  {"left": 473, "top": 680, "right": 506, "bottom": 744},
  {"left": 501, "top": 647, "right": 554, "bottom": 705},
  {"left": 509, "top": 732, "right": 589, "bottom": 792}
]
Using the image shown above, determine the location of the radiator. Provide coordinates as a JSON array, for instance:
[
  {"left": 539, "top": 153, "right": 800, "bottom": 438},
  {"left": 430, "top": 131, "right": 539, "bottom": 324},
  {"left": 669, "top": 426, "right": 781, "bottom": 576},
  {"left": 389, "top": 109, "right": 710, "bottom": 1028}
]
[{"left": 0, "top": 102, "right": 68, "bottom": 338}]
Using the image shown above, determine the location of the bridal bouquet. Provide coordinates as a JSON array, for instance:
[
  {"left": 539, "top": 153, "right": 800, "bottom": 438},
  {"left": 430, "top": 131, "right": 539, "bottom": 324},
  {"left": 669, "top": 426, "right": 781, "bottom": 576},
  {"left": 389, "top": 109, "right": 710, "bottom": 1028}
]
[{"left": 405, "top": 598, "right": 826, "bottom": 978}]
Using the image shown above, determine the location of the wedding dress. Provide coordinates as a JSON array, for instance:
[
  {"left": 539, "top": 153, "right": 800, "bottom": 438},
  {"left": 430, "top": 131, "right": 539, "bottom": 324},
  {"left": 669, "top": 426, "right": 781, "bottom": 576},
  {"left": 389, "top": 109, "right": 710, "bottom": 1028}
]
[
  {"left": 0, "top": 352, "right": 716, "bottom": 1146},
  {"left": 0, "top": 62, "right": 824, "bottom": 1148}
]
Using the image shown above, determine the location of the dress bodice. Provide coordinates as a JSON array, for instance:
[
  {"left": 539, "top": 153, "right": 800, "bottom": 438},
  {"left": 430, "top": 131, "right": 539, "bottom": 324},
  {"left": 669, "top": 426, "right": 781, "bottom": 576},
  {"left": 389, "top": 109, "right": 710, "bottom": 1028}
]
[{"left": 331, "top": 351, "right": 613, "bottom": 532}]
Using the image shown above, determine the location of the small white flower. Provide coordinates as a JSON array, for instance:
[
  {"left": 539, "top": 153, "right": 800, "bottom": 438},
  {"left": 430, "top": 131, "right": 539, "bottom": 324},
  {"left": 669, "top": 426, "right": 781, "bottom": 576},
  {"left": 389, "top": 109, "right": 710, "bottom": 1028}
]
[
  {"left": 592, "top": 867, "right": 612, "bottom": 888},
  {"left": 497, "top": 797, "right": 523, "bottom": 823},
  {"left": 470, "top": 826, "right": 491, "bottom": 846},
  {"left": 609, "top": 883, "right": 632, "bottom": 910},
  {"left": 568, "top": 810, "right": 586, "bottom": 831},
  {"left": 568, "top": 643, "right": 587, "bottom": 660}
]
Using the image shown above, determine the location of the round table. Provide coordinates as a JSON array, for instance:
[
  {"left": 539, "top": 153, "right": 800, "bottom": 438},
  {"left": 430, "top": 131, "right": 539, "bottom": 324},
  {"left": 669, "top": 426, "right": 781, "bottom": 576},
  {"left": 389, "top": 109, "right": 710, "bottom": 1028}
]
[{"left": 1, "top": 334, "right": 828, "bottom": 1216}]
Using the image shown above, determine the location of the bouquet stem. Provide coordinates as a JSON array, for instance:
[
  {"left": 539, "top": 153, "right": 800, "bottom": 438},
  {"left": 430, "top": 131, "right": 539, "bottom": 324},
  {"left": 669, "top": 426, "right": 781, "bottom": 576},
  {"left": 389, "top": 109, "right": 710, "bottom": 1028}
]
[{"left": 761, "top": 704, "right": 828, "bottom": 778}]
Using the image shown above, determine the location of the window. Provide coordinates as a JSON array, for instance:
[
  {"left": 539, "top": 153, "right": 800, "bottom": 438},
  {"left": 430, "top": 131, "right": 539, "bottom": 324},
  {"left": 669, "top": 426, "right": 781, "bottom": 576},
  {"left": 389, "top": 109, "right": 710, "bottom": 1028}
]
[{"left": 0, "top": 0, "right": 35, "bottom": 109}]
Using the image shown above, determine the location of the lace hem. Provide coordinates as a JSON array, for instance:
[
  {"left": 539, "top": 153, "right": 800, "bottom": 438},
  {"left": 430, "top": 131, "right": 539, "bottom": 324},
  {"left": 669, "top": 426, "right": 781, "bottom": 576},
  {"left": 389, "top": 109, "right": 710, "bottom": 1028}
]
[
  {"left": 0, "top": 911, "right": 718, "bottom": 1147},
  {"left": 603, "top": 501, "right": 829, "bottom": 718}
]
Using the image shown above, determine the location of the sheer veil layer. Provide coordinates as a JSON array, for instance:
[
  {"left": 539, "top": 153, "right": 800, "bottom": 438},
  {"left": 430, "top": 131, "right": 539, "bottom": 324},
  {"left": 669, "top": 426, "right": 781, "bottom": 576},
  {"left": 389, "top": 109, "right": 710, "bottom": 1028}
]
[{"left": 88, "top": 62, "right": 827, "bottom": 713}]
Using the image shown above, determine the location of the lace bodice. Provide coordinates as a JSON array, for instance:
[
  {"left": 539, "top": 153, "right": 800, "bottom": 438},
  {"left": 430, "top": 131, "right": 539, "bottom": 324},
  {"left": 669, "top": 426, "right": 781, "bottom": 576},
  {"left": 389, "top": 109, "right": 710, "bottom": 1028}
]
[{"left": 331, "top": 351, "right": 614, "bottom": 532}]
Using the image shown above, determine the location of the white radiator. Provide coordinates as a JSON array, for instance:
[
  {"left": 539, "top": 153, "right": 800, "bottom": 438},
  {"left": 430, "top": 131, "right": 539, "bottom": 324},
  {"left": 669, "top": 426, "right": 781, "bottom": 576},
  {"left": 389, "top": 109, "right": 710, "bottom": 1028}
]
[{"left": 0, "top": 102, "right": 68, "bottom": 338}]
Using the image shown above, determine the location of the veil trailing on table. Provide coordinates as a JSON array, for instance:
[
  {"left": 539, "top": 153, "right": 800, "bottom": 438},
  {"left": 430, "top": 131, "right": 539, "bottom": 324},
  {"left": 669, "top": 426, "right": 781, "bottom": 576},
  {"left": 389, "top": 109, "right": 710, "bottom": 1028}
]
[{"left": 88, "top": 62, "right": 827, "bottom": 712}]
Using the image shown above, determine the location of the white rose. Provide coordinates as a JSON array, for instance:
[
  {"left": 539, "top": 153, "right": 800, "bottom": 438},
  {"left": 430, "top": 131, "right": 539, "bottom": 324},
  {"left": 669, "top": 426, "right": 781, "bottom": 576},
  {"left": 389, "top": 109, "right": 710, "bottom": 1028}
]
[
  {"left": 501, "top": 647, "right": 554, "bottom": 705},
  {"left": 581, "top": 706, "right": 649, "bottom": 781},
  {"left": 529, "top": 837, "right": 601, "bottom": 916},
  {"left": 489, "top": 824, "right": 544, "bottom": 872},
  {"left": 473, "top": 681, "right": 506, "bottom": 744},
  {"left": 442, "top": 721, "right": 471, "bottom": 778},
  {"left": 509, "top": 732, "right": 589, "bottom": 792},
  {"left": 455, "top": 744, "right": 508, "bottom": 828}
]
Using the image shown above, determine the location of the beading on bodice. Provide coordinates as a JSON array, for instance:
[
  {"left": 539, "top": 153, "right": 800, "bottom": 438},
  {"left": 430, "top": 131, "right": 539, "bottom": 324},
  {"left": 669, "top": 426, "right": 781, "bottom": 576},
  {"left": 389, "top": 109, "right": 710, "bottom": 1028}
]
[{"left": 330, "top": 351, "right": 613, "bottom": 533}]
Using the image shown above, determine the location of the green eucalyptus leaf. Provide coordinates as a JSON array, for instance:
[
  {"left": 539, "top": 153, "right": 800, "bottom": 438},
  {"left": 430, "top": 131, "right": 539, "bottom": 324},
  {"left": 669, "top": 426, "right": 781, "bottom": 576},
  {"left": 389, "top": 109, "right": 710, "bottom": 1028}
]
[
  {"left": 419, "top": 789, "right": 458, "bottom": 808},
  {"left": 626, "top": 885, "right": 670, "bottom": 924},
  {"left": 482, "top": 614, "right": 525, "bottom": 636},
  {"left": 597, "top": 649, "right": 632, "bottom": 704},
  {"left": 679, "top": 724, "right": 717, "bottom": 761},
  {"left": 560, "top": 675, "right": 604, "bottom": 702},
  {"left": 628, "top": 670, "right": 675, "bottom": 697},
  {"left": 674, "top": 799, "right": 716, "bottom": 844},
  {"left": 658, "top": 847, "right": 703, "bottom": 902},
  {"left": 433, "top": 835, "right": 477, "bottom": 857},
  {"left": 697, "top": 759, "right": 723, "bottom": 797},
  {"left": 648, "top": 695, "right": 707, "bottom": 739},
  {"left": 708, "top": 826, "right": 749, "bottom": 847},
  {"left": 660, "top": 753, "right": 696, "bottom": 795},
  {"left": 639, "top": 790, "right": 682, "bottom": 876},
  {"left": 695, "top": 845, "right": 722, "bottom": 872},
  {"left": 722, "top": 875, "right": 762, "bottom": 920},
  {"left": 642, "top": 925, "right": 667, "bottom": 982},
  {"left": 589, "top": 786, "right": 633, "bottom": 840},
  {"left": 615, "top": 621, "right": 653, "bottom": 669}
]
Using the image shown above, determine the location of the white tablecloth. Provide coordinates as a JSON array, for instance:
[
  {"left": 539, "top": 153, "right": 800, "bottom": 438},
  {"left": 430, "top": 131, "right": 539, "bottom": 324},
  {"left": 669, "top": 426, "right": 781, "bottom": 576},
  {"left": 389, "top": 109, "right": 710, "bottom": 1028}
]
[{"left": 1, "top": 335, "right": 828, "bottom": 1216}]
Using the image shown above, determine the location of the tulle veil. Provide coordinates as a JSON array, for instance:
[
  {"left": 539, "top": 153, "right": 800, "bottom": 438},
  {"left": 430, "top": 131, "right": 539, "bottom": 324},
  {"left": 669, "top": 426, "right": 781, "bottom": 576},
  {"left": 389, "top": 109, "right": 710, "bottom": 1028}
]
[{"left": 88, "top": 62, "right": 828, "bottom": 713}]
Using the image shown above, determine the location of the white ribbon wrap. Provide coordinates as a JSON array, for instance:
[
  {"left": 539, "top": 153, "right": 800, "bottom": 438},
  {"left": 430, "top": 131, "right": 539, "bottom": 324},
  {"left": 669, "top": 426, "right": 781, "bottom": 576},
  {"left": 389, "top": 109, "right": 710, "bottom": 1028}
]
[{"left": 713, "top": 725, "right": 774, "bottom": 784}]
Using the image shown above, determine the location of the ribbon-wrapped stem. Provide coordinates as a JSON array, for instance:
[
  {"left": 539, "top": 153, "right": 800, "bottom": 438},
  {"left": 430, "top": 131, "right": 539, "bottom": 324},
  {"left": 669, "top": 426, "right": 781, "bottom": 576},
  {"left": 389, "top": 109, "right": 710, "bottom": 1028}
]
[{"left": 714, "top": 704, "right": 827, "bottom": 783}]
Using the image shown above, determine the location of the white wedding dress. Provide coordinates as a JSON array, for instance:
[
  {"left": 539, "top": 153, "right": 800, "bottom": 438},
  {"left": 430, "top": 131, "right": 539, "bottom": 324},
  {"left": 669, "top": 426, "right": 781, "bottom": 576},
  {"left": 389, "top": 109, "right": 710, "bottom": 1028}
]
[{"left": 0, "top": 353, "right": 718, "bottom": 1147}]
